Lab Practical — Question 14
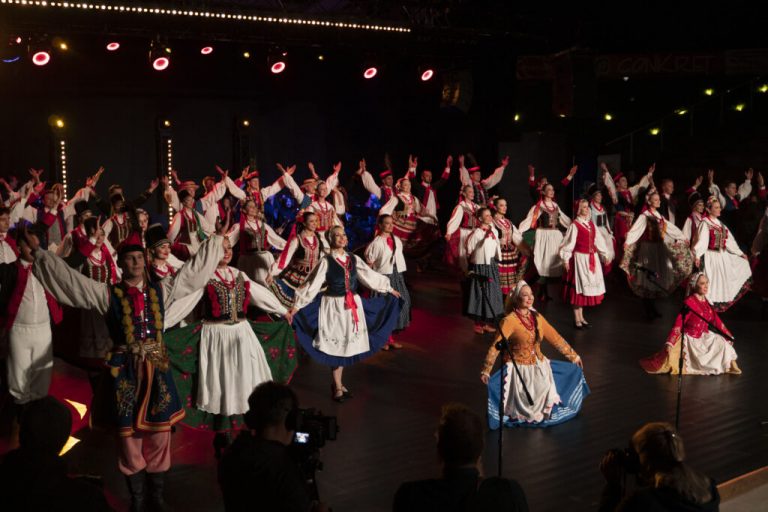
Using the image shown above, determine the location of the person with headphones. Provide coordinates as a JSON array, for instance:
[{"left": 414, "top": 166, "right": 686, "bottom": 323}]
[{"left": 219, "top": 382, "right": 330, "bottom": 512}]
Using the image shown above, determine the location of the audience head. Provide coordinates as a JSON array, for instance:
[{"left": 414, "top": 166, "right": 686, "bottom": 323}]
[
  {"left": 244, "top": 382, "right": 299, "bottom": 445},
  {"left": 435, "top": 404, "right": 484, "bottom": 469}
]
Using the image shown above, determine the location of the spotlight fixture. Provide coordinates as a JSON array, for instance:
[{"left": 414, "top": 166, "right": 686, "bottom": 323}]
[
  {"left": 759, "top": 84, "right": 768, "bottom": 93},
  {"left": 649, "top": 127, "right": 660, "bottom": 136},
  {"left": 32, "top": 50, "right": 51, "bottom": 66},
  {"left": 55, "top": 118, "right": 65, "bottom": 128},
  {"left": 201, "top": 46, "right": 213, "bottom": 55},
  {"left": 733, "top": 103, "right": 746, "bottom": 112},
  {"left": 604, "top": 113, "right": 613, "bottom": 121},
  {"left": 242, "top": 119, "right": 250, "bottom": 127},
  {"left": 513, "top": 113, "right": 521, "bottom": 122},
  {"left": 163, "top": 119, "right": 171, "bottom": 127},
  {"left": 419, "top": 67, "right": 435, "bottom": 81},
  {"left": 268, "top": 48, "right": 288, "bottom": 74},
  {"left": 317, "top": 54, "right": 325, "bottom": 61},
  {"left": 704, "top": 88, "right": 714, "bottom": 96},
  {"left": 675, "top": 108, "right": 688, "bottom": 116},
  {"left": 363, "top": 66, "right": 378, "bottom": 79},
  {"left": 243, "top": 51, "right": 251, "bottom": 59},
  {"left": 106, "top": 42, "right": 120, "bottom": 51},
  {"left": 149, "top": 41, "right": 170, "bottom": 71}
]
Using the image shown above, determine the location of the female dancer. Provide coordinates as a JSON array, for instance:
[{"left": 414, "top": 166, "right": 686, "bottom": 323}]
[
  {"left": 560, "top": 199, "right": 612, "bottom": 328},
  {"left": 586, "top": 184, "right": 615, "bottom": 273},
  {"left": 693, "top": 196, "right": 752, "bottom": 311},
  {"left": 620, "top": 190, "right": 693, "bottom": 319},
  {"left": 444, "top": 185, "right": 480, "bottom": 273},
  {"left": 146, "top": 224, "right": 184, "bottom": 282},
  {"left": 519, "top": 182, "right": 571, "bottom": 301},
  {"left": 379, "top": 177, "right": 437, "bottom": 257},
  {"left": 601, "top": 162, "right": 653, "bottom": 260},
  {"left": 640, "top": 273, "right": 740, "bottom": 375},
  {"left": 227, "top": 198, "right": 286, "bottom": 286},
  {"left": 682, "top": 191, "right": 705, "bottom": 243},
  {"left": 490, "top": 197, "right": 529, "bottom": 296},
  {"left": 480, "top": 281, "right": 587, "bottom": 428},
  {"left": 269, "top": 212, "right": 327, "bottom": 308},
  {"left": 365, "top": 214, "right": 411, "bottom": 350},
  {"left": 168, "top": 189, "right": 215, "bottom": 260},
  {"left": 164, "top": 237, "right": 295, "bottom": 454},
  {"left": 286, "top": 226, "right": 401, "bottom": 402},
  {"left": 305, "top": 181, "right": 342, "bottom": 233},
  {"left": 464, "top": 208, "right": 505, "bottom": 334}
]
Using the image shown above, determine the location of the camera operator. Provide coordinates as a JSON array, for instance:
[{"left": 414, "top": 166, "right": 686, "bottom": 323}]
[
  {"left": 218, "top": 382, "right": 329, "bottom": 512},
  {"left": 598, "top": 422, "right": 720, "bottom": 512}
]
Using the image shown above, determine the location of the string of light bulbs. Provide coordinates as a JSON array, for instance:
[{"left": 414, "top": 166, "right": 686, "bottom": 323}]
[{"left": 0, "top": 0, "right": 411, "bottom": 33}]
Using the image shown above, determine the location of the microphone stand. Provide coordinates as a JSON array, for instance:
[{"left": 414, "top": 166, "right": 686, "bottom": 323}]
[
  {"left": 635, "top": 266, "right": 734, "bottom": 430},
  {"left": 471, "top": 270, "right": 533, "bottom": 477}
]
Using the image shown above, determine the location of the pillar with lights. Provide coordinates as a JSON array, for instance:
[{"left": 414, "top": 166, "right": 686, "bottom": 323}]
[
  {"left": 157, "top": 118, "right": 173, "bottom": 223},
  {"left": 50, "top": 117, "right": 68, "bottom": 200}
]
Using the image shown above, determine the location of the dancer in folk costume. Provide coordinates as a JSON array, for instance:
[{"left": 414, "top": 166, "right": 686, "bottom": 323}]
[
  {"left": 304, "top": 178, "right": 344, "bottom": 233},
  {"left": 20, "top": 173, "right": 96, "bottom": 252},
  {"left": 444, "top": 185, "right": 481, "bottom": 273},
  {"left": 163, "top": 237, "right": 295, "bottom": 456},
  {"left": 168, "top": 188, "right": 217, "bottom": 260},
  {"left": 750, "top": 206, "right": 768, "bottom": 309},
  {"left": 359, "top": 158, "right": 396, "bottom": 204},
  {"left": 560, "top": 199, "right": 612, "bottom": 329},
  {"left": 29, "top": 228, "right": 227, "bottom": 511},
  {"left": 620, "top": 190, "right": 693, "bottom": 319},
  {"left": 102, "top": 193, "right": 134, "bottom": 248},
  {"left": 68, "top": 217, "right": 121, "bottom": 364},
  {"left": 601, "top": 162, "right": 653, "bottom": 261},
  {"left": 408, "top": 154, "right": 451, "bottom": 221},
  {"left": 0, "top": 226, "right": 63, "bottom": 406},
  {"left": 682, "top": 188, "right": 706, "bottom": 244},
  {"left": 286, "top": 226, "right": 401, "bottom": 402},
  {"left": 365, "top": 214, "right": 411, "bottom": 350},
  {"left": 379, "top": 176, "right": 438, "bottom": 257},
  {"left": 519, "top": 182, "right": 572, "bottom": 301},
  {"left": 464, "top": 208, "right": 505, "bottom": 334},
  {"left": 0, "top": 207, "right": 18, "bottom": 264},
  {"left": 228, "top": 165, "right": 288, "bottom": 218},
  {"left": 281, "top": 162, "right": 341, "bottom": 212},
  {"left": 146, "top": 224, "right": 184, "bottom": 283},
  {"left": 489, "top": 197, "right": 529, "bottom": 296},
  {"left": 640, "top": 273, "right": 740, "bottom": 375},
  {"left": 458, "top": 154, "right": 509, "bottom": 207},
  {"left": 586, "top": 181, "right": 616, "bottom": 274},
  {"left": 692, "top": 196, "right": 752, "bottom": 311},
  {"left": 481, "top": 281, "right": 587, "bottom": 429},
  {"left": 227, "top": 198, "right": 286, "bottom": 286},
  {"left": 164, "top": 168, "right": 242, "bottom": 221},
  {"left": 269, "top": 211, "right": 328, "bottom": 308}
]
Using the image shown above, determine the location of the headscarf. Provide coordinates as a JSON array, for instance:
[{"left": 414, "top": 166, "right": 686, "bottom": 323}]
[{"left": 687, "top": 271, "right": 706, "bottom": 297}]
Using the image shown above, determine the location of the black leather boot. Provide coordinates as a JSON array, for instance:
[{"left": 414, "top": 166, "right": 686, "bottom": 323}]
[
  {"left": 146, "top": 471, "right": 172, "bottom": 512},
  {"left": 125, "top": 470, "right": 146, "bottom": 512}
]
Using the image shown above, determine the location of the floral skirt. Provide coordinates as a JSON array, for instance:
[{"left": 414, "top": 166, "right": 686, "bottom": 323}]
[{"left": 165, "top": 320, "right": 297, "bottom": 432}]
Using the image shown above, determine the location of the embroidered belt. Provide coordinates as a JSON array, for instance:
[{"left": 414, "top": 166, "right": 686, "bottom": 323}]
[{"left": 115, "top": 339, "right": 169, "bottom": 372}]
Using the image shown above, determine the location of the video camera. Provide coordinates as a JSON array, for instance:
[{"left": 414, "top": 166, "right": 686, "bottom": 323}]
[{"left": 289, "top": 408, "right": 339, "bottom": 500}]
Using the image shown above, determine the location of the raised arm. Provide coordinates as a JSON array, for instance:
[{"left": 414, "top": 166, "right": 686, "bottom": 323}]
[
  {"left": 482, "top": 156, "right": 509, "bottom": 189},
  {"left": 378, "top": 195, "right": 398, "bottom": 216},
  {"left": 738, "top": 169, "right": 753, "bottom": 199},
  {"left": 360, "top": 170, "right": 382, "bottom": 199},
  {"left": 281, "top": 172, "right": 306, "bottom": 204},
  {"left": 266, "top": 224, "right": 287, "bottom": 250},
  {"left": 162, "top": 234, "right": 225, "bottom": 308},
  {"left": 291, "top": 257, "right": 329, "bottom": 310},
  {"left": 32, "top": 249, "right": 110, "bottom": 313},
  {"left": 458, "top": 155, "right": 471, "bottom": 186}
]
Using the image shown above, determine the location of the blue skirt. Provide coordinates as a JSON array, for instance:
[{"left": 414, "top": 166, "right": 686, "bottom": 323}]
[
  {"left": 487, "top": 360, "right": 589, "bottom": 429},
  {"left": 293, "top": 294, "right": 402, "bottom": 367}
]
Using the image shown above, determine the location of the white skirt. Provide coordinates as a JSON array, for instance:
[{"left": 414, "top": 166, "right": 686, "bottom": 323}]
[
  {"left": 503, "top": 358, "right": 561, "bottom": 423},
  {"left": 597, "top": 227, "right": 615, "bottom": 261},
  {"left": 534, "top": 229, "right": 565, "bottom": 277},
  {"left": 239, "top": 251, "right": 276, "bottom": 287},
  {"left": 197, "top": 321, "right": 273, "bottom": 416},
  {"left": 682, "top": 331, "right": 738, "bottom": 375},
  {"left": 315, "top": 295, "right": 371, "bottom": 357},
  {"left": 572, "top": 253, "right": 606, "bottom": 296},
  {"left": 702, "top": 250, "right": 752, "bottom": 306}
]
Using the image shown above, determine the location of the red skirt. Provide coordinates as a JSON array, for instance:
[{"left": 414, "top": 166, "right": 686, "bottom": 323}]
[{"left": 561, "top": 263, "right": 605, "bottom": 307}]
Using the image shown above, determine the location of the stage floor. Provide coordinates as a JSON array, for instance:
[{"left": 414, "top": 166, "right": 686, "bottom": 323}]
[{"left": 2, "top": 269, "right": 767, "bottom": 511}]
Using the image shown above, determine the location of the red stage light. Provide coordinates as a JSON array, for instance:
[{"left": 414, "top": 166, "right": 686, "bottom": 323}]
[
  {"left": 153, "top": 56, "right": 169, "bottom": 71},
  {"left": 201, "top": 46, "right": 213, "bottom": 55},
  {"left": 363, "top": 67, "right": 377, "bottom": 79},
  {"left": 420, "top": 69, "right": 434, "bottom": 81},
  {"left": 271, "top": 61, "right": 286, "bottom": 74},
  {"left": 32, "top": 51, "right": 51, "bottom": 66},
  {"left": 106, "top": 42, "right": 120, "bottom": 51}
]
